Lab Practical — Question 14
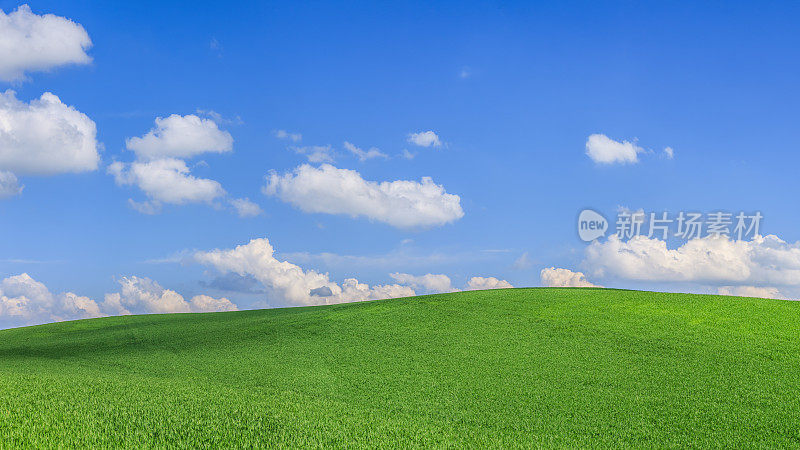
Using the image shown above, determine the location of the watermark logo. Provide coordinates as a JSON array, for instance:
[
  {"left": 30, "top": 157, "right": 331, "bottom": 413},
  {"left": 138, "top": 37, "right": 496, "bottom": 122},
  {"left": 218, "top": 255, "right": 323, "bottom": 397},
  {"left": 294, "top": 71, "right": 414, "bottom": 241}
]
[
  {"left": 577, "top": 208, "right": 763, "bottom": 243},
  {"left": 578, "top": 209, "right": 608, "bottom": 242}
]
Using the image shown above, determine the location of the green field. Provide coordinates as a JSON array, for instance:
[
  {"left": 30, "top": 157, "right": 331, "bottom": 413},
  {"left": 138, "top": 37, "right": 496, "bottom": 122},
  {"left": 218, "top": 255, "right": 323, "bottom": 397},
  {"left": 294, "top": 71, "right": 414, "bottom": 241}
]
[{"left": 0, "top": 288, "right": 798, "bottom": 447}]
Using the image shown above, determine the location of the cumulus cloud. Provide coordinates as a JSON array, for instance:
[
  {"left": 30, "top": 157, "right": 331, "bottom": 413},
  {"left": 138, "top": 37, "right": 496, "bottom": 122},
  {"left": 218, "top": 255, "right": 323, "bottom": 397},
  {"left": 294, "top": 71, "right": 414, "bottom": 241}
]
[
  {"left": 0, "top": 273, "right": 102, "bottom": 327},
  {"left": 60, "top": 291, "right": 103, "bottom": 319},
  {"left": 717, "top": 286, "right": 789, "bottom": 300},
  {"left": 585, "top": 134, "right": 642, "bottom": 164},
  {"left": 195, "top": 237, "right": 416, "bottom": 307},
  {"left": 466, "top": 276, "right": 513, "bottom": 291},
  {"left": 0, "top": 273, "right": 241, "bottom": 327},
  {"left": 230, "top": 198, "right": 263, "bottom": 217},
  {"left": 664, "top": 146, "right": 674, "bottom": 159},
  {"left": 389, "top": 273, "right": 454, "bottom": 293},
  {"left": 263, "top": 164, "right": 464, "bottom": 229},
  {"left": 582, "top": 234, "right": 800, "bottom": 287},
  {"left": 540, "top": 267, "right": 601, "bottom": 288},
  {"left": 343, "top": 141, "right": 388, "bottom": 161},
  {"left": 109, "top": 158, "right": 226, "bottom": 209},
  {"left": 102, "top": 276, "right": 237, "bottom": 315},
  {"left": 111, "top": 113, "right": 254, "bottom": 215},
  {"left": 274, "top": 129, "right": 302, "bottom": 142},
  {"left": 0, "top": 171, "right": 23, "bottom": 199},
  {"left": 0, "top": 90, "right": 99, "bottom": 175},
  {"left": 407, "top": 130, "right": 442, "bottom": 148},
  {"left": 0, "top": 5, "right": 92, "bottom": 82},
  {"left": 126, "top": 114, "right": 233, "bottom": 160}
]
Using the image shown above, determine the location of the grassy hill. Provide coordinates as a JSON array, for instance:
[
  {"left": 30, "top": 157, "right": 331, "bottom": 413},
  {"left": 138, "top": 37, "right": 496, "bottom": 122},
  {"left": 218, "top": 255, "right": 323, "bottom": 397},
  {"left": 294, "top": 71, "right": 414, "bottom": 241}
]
[{"left": 0, "top": 288, "right": 798, "bottom": 447}]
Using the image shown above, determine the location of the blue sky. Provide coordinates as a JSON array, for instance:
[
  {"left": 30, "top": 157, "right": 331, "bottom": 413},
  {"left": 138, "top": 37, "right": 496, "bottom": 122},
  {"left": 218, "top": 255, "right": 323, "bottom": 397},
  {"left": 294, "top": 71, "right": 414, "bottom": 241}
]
[{"left": 1, "top": 1, "right": 800, "bottom": 326}]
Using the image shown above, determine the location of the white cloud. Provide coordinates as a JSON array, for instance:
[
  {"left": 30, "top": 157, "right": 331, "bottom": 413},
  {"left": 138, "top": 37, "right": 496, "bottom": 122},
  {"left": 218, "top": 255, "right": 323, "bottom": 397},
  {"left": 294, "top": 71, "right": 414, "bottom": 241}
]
[
  {"left": 263, "top": 164, "right": 464, "bottom": 229},
  {"left": 407, "top": 130, "right": 442, "bottom": 148},
  {"left": 230, "top": 198, "right": 263, "bottom": 217},
  {"left": 390, "top": 273, "right": 454, "bottom": 293},
  {"left": 126, "top": 114, "right": 233, "bottom": 160},
  {"left": 195, "top": 237, "right": 416, "bottom": 307},
  {"left": 401, "top": 149, "right": 416, "bottom": 160},
  {"left": 664, "top": 146, "right": 674, "bottom": 159},
  {"left": 0, "top": 90, "right": 99, "bottom": 175},
  {"left": 343, "top": 141, "right": 388, "bottom": 161},
  {"left": 189, "top": 294, "right": 239, "bottom": 312},
  {"left": 717, "top": 286, "right": 789, "bottom": 300},
  {"left": 0, "top": 171, "right": 22, "bottom": 199},
  {"left": 585, "top": 134, "right": 642, "bottom": 165},
  {"left": 0, "top": 273, "right": 240, "bottom": 327},
  {"left": 292, "top": 145, "right": 334, "bottom": 163},
  {"left": 583, "top": 234, "right": 800, "bottom": 287},
  {"left": 0, "top": 5, "right": 92, "bottom": 82},
  {"left": 112, "top": 113, "right": 256, "bottom": 216},
  {"left": 102, "top": 276, "right": 237, "bottom": 315},
  {"left": 274, "top": 129, "right": 302, "bottom": 142},
  {"left": 466, "top": 276, "right": 513, "bottom": 290},
  {"left": 109, "top": 158, "right": 226, "bottom": 209},
  {"left": 0, "top": 273, "right": 102, "bottom": 326},
  {"left": 60, "top": 292, "right": 103, "bottom": 319},
  {"left": 540, "top": 267, "right": 601, "bottom": 288}
]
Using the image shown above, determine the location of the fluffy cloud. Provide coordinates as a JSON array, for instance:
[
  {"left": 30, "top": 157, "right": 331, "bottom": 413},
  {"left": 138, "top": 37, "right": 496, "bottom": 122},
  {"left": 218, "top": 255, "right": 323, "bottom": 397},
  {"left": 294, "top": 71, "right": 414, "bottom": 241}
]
[
  {"left": 540, "top": 267, "right": 601, "bottom": 288},
  {"left": 0, "top": 5, "right": 92, "bottom": 82},
  {"left": 344, "top": 141, "right": 388, "bottom": 161},
  {"left": 389, "top": 273, "right": 454, "bottom": 293},
  {"left": 126, "top": 114, "right": 233, "bottom": 160},
  {"left": 263, "top": 164, "right": 464, "bottom": 229},
  {"left": 0, "top": 90, "right": 99, "bottom": 175},
  {"left": 466, "top": 276, "right": 513, "bottom": 291},
  {"left": 0, "top": 273, "right": 102, "bottom": 326},
  {"left": 112, "top": 113, "right": 251, "bottom": 215},
  {"left": 0, "top": 273, "right": 240, "bottom": 327},
  {"left": 583, "top": 234, "right": 800, "bottom": 287},
  {"left": 102, "top": 276, "right": 237, "bottom": 315},
  {"left": 717, "top": 286, "right": 789, "bottom": 300},
  {"left": 195, "top": 237, "right": 416, "bottom": 307},
  {"left": 60, "top": 292, "right": 103, "bottom": 318},
  {"left": 109, "top": 158, "right": 226, "bottom": 211},
  {"left": 407, "top": 130, "right": 442, "bottom": 148},
  {"left": 230, "top": 198, "right": 263, "bottom": 217},
  {"left": 585, "top": 134, "right": 642, "bottom": 164}
]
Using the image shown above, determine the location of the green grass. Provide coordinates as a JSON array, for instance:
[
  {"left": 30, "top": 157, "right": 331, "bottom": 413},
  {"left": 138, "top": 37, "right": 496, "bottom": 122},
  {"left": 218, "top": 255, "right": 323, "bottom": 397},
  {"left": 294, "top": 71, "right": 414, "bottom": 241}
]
[{"left": 0, "top": 288, "right": 798, "bottom": 447}]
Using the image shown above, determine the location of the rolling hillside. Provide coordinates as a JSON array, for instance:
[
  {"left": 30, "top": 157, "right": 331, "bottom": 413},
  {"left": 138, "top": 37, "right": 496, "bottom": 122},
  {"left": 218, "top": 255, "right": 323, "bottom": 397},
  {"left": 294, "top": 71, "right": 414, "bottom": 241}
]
[{"left": 0, "top": 288, "right": 798, "bottom": 447}]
